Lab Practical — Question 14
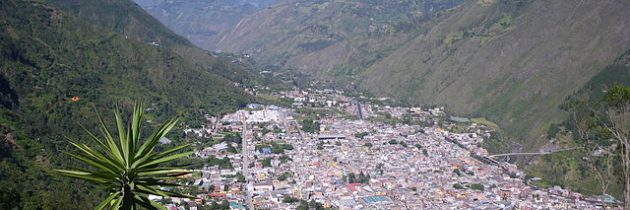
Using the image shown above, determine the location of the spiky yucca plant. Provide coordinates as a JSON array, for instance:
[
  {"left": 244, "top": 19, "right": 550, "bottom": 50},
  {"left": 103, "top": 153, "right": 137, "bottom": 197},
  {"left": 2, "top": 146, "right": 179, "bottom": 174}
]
[{"left": 56, "top": 104, "right": 192, "bottom": 210}]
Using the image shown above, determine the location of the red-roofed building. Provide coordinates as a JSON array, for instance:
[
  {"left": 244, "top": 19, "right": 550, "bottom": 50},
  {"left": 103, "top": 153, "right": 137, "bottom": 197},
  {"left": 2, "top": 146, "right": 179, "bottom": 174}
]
[
  {"left": 347, "top": 183, "right": 361, "bottom": 191},
  {"left": 209, "top": 192, "right": 226, "bottom": 197}
]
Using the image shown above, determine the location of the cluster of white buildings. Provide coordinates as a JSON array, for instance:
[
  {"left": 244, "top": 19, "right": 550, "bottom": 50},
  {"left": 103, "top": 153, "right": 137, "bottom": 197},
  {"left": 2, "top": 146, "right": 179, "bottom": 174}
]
[{"left": 160, "top": 87, "right": 622, "bottom": 210}]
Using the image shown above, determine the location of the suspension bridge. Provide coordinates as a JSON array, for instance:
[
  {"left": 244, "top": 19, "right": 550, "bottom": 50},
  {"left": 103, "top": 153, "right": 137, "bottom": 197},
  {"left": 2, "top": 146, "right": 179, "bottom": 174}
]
[{"left": 488, "top": 147, "right": 582, "bottom": 158}]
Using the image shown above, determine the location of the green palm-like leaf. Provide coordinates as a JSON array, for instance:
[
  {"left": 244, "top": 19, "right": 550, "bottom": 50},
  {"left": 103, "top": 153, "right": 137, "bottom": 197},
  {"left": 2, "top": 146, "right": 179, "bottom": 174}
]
[
  {"left": 96, "top": 192, "right": 121, "bottom": 210},
  {"left": 56, "top": 103, "right": 192, "bottom": 210}
]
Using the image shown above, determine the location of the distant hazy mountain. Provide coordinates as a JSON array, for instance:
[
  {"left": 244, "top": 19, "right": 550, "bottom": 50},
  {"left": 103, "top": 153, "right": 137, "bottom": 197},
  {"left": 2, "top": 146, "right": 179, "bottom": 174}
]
[{"left": 134, "top": 0, "right": 278, "bottom": 50}]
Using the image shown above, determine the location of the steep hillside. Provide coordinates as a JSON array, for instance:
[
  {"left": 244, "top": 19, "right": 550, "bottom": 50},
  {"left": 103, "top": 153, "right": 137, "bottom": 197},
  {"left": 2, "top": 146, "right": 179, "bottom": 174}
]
[
  {"left": 49, "top": 0, "right": 191, "bottom": 47},
  {"left": 362, "top": 0, "right": 630, "bottom": 147},
  {"left": 48, "top": 0, "right": 260, "bottom": 84},
  {"left": 0, "top": 0, "right": 254, "bottom": 208},
  {"left": 134, "top": 0, "right": 277, "bottom": 50},
  {"left": 215, "top": 0, "right": 464, "bottom": 79},
  {"left": 211, "top": 0, "right": 630, "bottom": 148}
]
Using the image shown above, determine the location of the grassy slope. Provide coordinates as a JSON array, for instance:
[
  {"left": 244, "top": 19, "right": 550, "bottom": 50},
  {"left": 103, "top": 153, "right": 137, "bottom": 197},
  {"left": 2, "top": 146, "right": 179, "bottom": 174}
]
[{"left": 0, "top": 0, "right": 254, "bottom": 208}]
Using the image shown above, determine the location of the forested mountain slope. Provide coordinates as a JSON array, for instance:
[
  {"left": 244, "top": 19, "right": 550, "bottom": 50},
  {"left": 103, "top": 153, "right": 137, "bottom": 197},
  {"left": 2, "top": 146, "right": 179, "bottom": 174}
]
[
  {"left": 0, "top": 0, "right": 254, "bottom": 208},
  {"left": 362, "top": 0, "right": 630, "bottom": 147},
  {"left": 215, "top": 0, "right": 465, "bottom": 77}
]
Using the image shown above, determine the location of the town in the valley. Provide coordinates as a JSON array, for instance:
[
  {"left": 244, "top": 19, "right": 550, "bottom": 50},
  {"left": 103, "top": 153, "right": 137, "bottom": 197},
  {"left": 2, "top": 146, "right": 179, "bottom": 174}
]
[{"left": 156, "top": 84, "right": 622, "bottom": 210}]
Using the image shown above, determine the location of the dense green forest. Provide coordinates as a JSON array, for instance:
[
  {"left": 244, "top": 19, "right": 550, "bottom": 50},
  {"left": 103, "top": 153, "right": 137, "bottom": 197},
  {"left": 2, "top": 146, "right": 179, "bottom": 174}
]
[{"left": 0, "top": 0, "right": 256, "bottom": 209}]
